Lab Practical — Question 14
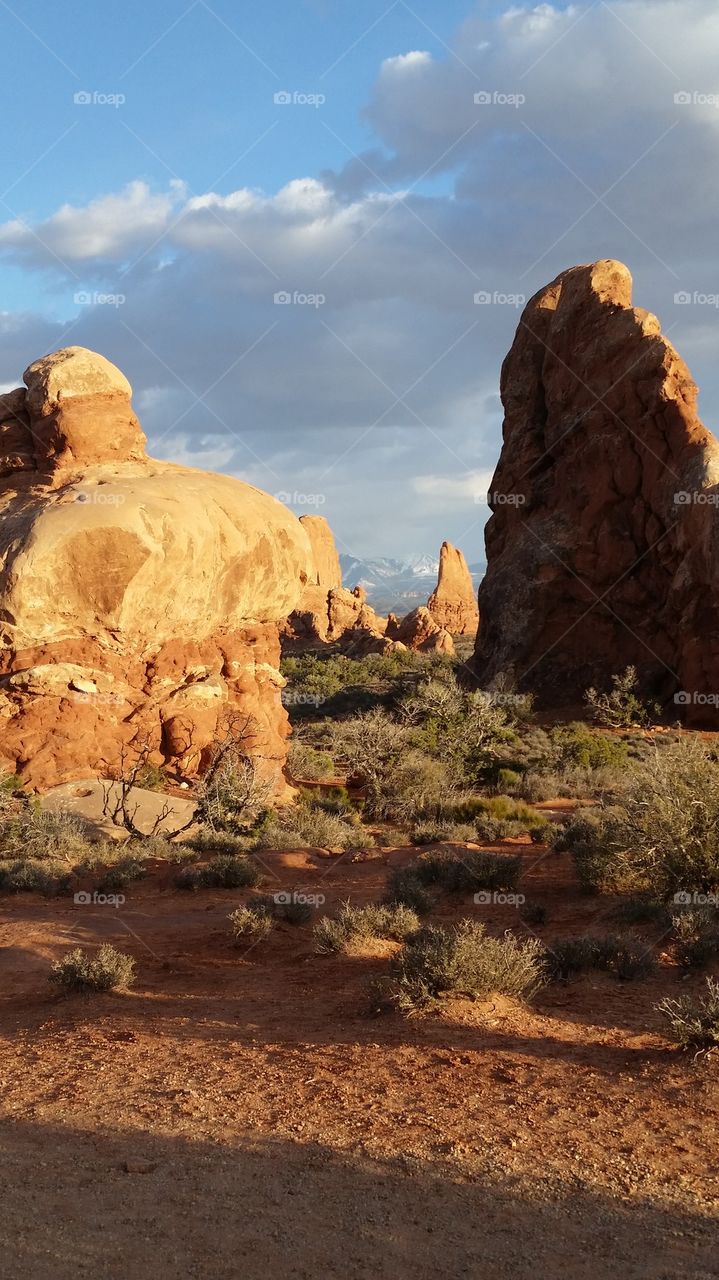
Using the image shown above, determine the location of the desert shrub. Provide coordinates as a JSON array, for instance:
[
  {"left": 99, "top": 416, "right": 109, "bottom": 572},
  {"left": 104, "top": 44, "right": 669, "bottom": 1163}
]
[
  {"left": 195, "top": 742, "right": 272, "bottom": 836},
  {"left": 0, "top": 806, "right": 94, "bottom": 864},
  {"left": 551, "top": 722, "right": 629, "bottom": 772},
  {"left": 288, "top": 741, "right": 336, "bottom": 781},
  {"left": 228, "top": 905, "right": 274, "bottom": 943},
  {"left": 612, "top": 895, "right": 671, "bottom": 926},
  {"left": 181, "top": 828, "right": 253, "bottom": 857},
  {"left": 314, "top": 901, "right": 420, "bottom": 954},
  {"left": 95, "top": 856, "right": 146, "bottom": 893},
  {"left": 410, "top": 820, "right": 476, "bottom": 845},
  {"left": 297, "top": 785, "right": 360, "bottom": 820},
  {"left": 49, "top": 944, "right": 135, "bottom": 993},
  {"left": 0, "top": 859, "right": 69, "bottom": 895},
  {"left": 413, "top": 848, "right": 522, "bottom": 894},
  {"left": 391, "top": 920, "right": 545, "bottom": 1012},
  {"left": 253, "top": 805, "right": 370, "bottom": 852},
  {"left": 384, "top": 867, "right": 434, "bottom": 914},
  {"left": 580, "top": 741, "right": 719, "bottom": 898},
  {"left": 584, "top": 666, "right": 656, "bottom": 728},
  {"left": 328, "top": 708, "right": 451, "bottom": 820},
  {"left": 134, "top": 761, "right": 166, "bottom": 791},
  {"left": 511, "top": 771, "right": 562, "bottom": 803},
  {"left": 176, "top": 854, "right": 262, "bottom": 890},
  {"left": 520, "top": 901, "right": 547, "bottom": 926},
  {"left": 672, "top": 907, "right": 719, "bottom": 969},
  {"left": 656, "top": 977, "right": 719, "bottom": 1051},
  {"left": 547, "top": 933, "right": 655, "bottom": 981},
  {"left": 552, "top": 810, "right": 615, "bottom": 893},
  {"left": 399, "top": 676, "right": 514, "bottom": 787}
]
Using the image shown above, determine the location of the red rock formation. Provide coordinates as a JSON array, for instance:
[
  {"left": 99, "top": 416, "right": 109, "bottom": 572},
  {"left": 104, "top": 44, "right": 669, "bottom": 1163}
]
[
  {"left": 427, "top": 541, "right": 479, "bottom": 636},
  {"left": 283, "top": 516, "right": 389, "bottom": 649},
  {"left": 474, "top": 259, "right": 719, "bottom": 722},
  {"left": 0, "top": 347, "right": 312, "bottom": 789},
  {"left": 386, "top": 607, "right": 454, "bottom": 655}
]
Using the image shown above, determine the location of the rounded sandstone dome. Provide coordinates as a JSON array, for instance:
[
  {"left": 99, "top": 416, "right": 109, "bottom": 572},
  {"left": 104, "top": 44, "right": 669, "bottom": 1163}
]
[{"left": 23, "top": 346, "right": 133, "bottom": 415}]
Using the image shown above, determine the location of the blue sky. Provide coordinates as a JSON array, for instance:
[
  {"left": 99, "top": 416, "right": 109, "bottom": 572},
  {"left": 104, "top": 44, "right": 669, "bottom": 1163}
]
[{"left": 1, "top": 1, "right": 718, "bottom": 562}]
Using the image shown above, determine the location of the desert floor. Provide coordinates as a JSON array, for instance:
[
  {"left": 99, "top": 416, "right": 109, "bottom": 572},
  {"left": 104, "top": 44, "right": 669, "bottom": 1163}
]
[{"left": 1, "top": 838, "right": 718, "bottom": 1279}]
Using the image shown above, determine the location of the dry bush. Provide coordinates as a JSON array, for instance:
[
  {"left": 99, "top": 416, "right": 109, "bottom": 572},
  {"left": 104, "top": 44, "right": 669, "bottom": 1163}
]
[{"left": 49, "top": 944, "right": 135, "bottom": 993}]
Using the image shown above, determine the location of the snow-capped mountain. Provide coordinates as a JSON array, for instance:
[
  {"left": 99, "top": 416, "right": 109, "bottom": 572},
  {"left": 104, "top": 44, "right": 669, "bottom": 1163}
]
[{"left": 340, "top": 554, "right": 484, "bottom": 614}]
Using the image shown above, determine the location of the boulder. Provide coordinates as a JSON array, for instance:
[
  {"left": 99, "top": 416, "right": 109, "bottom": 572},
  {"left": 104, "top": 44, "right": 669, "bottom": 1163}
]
[
  {"left": 0, "top": 346, "right": 312, "bottom": 788},
  {"left": 427, "top": 541, "right": 479, "bottom": 636},
  {"left": 386, "top": 607, "right": 454, "bottom": 655},
  {"left": 474, "top": 259, "right": 719, "bottom": 722}
]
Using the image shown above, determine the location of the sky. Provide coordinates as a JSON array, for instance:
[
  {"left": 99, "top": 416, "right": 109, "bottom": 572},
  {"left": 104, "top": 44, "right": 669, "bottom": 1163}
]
[{"left": 1, "top": 0, "right": 719, "bottom": 564}]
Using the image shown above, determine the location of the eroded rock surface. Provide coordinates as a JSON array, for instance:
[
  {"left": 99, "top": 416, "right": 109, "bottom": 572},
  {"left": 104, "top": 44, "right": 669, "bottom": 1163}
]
[
  {"left": 0, "top": 347, "right": 312, "bottom": 788},
  {"left": 474, "top": 259, "right": 719, "bottom": 721}
]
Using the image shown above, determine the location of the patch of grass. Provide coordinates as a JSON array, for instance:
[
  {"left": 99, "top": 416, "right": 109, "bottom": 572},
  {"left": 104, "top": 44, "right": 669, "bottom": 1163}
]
[
  {"left": 314, "top": 901, "right": 420, "bottom": 954},
  {"left": 49, "top": 944, "right": 135, "bottom": 993},
  {"left": 656, "top": 977, "right": 719, "bottom": 1052},
  {"left": 390, "top": 920, "right": 545, "bottom": 1013}
]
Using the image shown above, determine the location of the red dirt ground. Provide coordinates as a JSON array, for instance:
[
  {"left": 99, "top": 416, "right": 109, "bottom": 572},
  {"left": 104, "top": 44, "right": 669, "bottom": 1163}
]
[{"left": 1, "top": 839, "right": 718, "bottom": 1278}]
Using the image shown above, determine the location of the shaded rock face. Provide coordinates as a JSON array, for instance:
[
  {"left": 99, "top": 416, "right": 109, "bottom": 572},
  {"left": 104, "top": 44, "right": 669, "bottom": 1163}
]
[
  {"left": 474, "top": 260, "right": 719, "bottom": 722},
  {"left": 0, "top": 347, "right": 312, "bottom": 788},
  {"left": 427, "top": 541, "right": 479, "bottom": 636},
  {"left": 386, "top": 607, "right": 454, "bottom": 656}
]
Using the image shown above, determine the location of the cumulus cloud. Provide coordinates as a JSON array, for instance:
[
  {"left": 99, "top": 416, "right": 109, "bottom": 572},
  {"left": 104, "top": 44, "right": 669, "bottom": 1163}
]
[{"left": 0, "top": 1, "right": 718, "bottom": 559}]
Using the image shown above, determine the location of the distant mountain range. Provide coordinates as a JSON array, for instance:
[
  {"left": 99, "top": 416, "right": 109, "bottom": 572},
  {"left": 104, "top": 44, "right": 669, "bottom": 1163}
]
[{"left": 340, "top": 553, "right": 485, "bottom": 614}]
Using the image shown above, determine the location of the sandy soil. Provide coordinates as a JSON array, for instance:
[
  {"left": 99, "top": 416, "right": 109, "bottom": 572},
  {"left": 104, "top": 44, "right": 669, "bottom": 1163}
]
[{"left": 1, "top": 840, "right": 718, "bottom": 1278}]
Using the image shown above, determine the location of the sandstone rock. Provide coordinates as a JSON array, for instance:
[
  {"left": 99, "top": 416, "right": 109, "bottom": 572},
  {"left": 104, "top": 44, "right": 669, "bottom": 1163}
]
[
  {"left": 386, "top": 607, "right": 454, "bottom": 655},
  {"left": 427, "top": 541, "right": 479, "bottom": 636},
  {"left": 474, "top": 259, "right": 719, "bottom": 722},
  {"left": 283, "top": 518, "right": 388, "bottom": 650},
  {"left": 0, "top": 347, "right": 312, "bottom": 788},
  {"left": 299, "top": 514, "right": 342, "bottom": 589}
]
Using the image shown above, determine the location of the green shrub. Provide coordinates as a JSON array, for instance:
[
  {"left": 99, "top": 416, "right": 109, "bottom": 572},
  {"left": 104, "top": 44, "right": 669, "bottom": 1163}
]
[
  {"left": 497, "top": 768, "right": 522, "bottom": 790},
  {"left": 297, "top": 785, "right": 360, "bottom": 820},
  {"left": 0, "top": 859, "right": 69, "bottom": 895},
  {"left": 399, "top": 676, "right": 515, "bottom": 787},
  {"left": 410, "top": 820, "right": 476, "bottom": 845},
  {"left": 182, "top": 828, "right": 252, "bottom": 856},
  {"left": 288, "top": 741, "right": 335, "bottom": 781},
  {"left": 672, "top": 907, "right": 719, "bottom": 969},
  {"left": 176, "top": 854, "right": 262, "bottom": 890},
  {"left": 96, "top": 856, "right": 146, "bottom": 893},
  {"left": 253, "top": 805, "right": 371, "bottom": 852},
  {"left": 391, "top": 920, "right": 545, "bottom": 1012},
  {"left": 0, "top": 806, "right": 94, "bottom": 864},
  {"left": 49, "top": 944, "right": 135, "bottom": 993},
  {"left": 413, "top": 848, "right": 522, "bottom": 894},
  {"left": 613, "top": 896, "right": 671, "bottom": 926},
  {"left": 552, "top": 810, "right": 614, "bottom": 893},
  {"left": 547, "top": 933, "right": 655, "bottom": 981},
  {"left": 584, "top": 666, "right": 656, "bottom": 728},
  {"left": 314, "top": 901, "right": 420, "bottom": 954},
  {"left": 134, "top": 761, "right": 166, "bottom": 791},
  {"left": 656, "top": 977, "right": 719, "bottom": 1051},
  {"left": 384, "top": 867, "right": 434, "bottom": 914},
  {"left": 228, "top": 905, "right": 274, "bottom": 943},
  {"left": 550, "top": 722, "right": 629, "bottom": 772}
]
